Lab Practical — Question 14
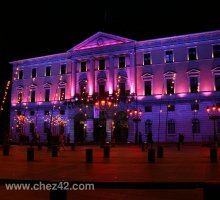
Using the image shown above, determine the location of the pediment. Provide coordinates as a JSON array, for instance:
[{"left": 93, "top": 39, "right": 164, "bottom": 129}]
[
  {"left": 43, "top": 82, "right": 52, "bottom": 88},
  {"left": 186, "top": 68, "right": 200, "bottom": 74},
  {"left": 142, "top": 73, "right": 153, "bottom": 80},
  {"left": 164, "top": 71, "right": 176, "bottom": 78},
  {"left": 211, "top": 66, "right": 220, "bottom": 73},
  {"left": 69, "top": 32, "right": 134, "bottom": 51}
]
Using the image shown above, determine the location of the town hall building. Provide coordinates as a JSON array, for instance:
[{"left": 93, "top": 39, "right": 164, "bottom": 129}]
[{"left": 9, "top": 30, "right": 220, "bottom": 144}]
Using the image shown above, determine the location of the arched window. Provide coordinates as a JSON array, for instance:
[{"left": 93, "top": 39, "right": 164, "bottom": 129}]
[
  {"left": 167, "top": 119, "right": 175, "bottom": 134},
  {"left": 192, "top": 118, "right": 200, "bottom": 134}
]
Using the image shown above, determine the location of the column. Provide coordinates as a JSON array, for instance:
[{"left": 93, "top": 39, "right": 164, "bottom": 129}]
[
  {"left": 108, "top": 55, "right": 114, "bottom": 95},
  {"left": 71, "top": 61, "right": 77, "bottom": 97}
]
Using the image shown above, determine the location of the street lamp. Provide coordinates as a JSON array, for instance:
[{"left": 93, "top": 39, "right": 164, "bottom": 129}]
[
  {"left": 128, "top": 108, "right": 142, "bottom": 144},
  {"left": 206, "top": 104, "right": 220, "bottom": 146}
]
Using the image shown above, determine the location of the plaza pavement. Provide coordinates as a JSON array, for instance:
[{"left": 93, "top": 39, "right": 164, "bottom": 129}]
[{"left": 0, "top": 143, "right": 219, "bottom": 200}]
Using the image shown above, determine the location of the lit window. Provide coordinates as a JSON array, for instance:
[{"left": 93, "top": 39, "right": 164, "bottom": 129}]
[
  {"left": 165, "top": 50, "right": 173, "bottom": 63},
  {"left": 144, "top": 53, "right": 151, "bottom": 65}
]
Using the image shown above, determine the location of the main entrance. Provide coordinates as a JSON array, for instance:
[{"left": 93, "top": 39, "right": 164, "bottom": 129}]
[
  {"left": 74, "top": 113, "right": 86, "bottom": 144},
  {"left": 93, "top": 118, "right": 106, "bottom": 143},
  {"left": 113, "top": 111, "right": 128, "bottom": 143}
]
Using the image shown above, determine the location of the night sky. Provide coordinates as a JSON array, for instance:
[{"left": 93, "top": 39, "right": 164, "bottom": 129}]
[{"left": 0, "top": 0, "right": 220, "bottom": 132}]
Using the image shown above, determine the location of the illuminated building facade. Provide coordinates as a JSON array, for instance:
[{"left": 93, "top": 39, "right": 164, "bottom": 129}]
[{"left": 9, "top": 31, "right": 220, "bottom": 143}]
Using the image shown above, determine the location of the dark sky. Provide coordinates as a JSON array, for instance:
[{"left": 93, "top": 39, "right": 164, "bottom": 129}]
[{"left": 0, "top": 0, "right": 220, "bottom": 130}]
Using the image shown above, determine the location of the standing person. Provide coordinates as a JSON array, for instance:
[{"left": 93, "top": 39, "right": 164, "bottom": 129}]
[{"left": 59, "top": 132, "right": 65, "bottom": 151}]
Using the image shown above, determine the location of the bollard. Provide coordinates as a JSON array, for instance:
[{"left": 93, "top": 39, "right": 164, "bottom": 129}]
[
  {"left": 210, "top": 147, "right": 217, "bottom": 162},
  {"left": 52, "top": 145, "right": 58, "bottom": 157},
  {"left": 3, "top": 144, "right": 10, "bottom": 156},
  {"left": 50, "top": 189, "right": 67, "bottom": 200},
  {"left": 203, "top": 182, "right": 220, "bottom": 200},
  {"left": 141, "top": 143, "right": 146, "bottom": 151},
  {"left": 86, "top": 149, "right": 93, "bottom": 163},
  {"left": 157, "top": 145, "right": 164, "bottom": 158},
  {"left": 148, "top": 148, "right": 155, "bottom": 163},
  {"left": 27, "top": 147, "right": 34, "bottom": 161},
  {"left": 104, "top": 145, "right": 110, "bottom": 158}
]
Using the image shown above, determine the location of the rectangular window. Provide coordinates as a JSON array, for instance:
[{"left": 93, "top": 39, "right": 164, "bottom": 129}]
[
  {"left": 119, "top": 82, "right": 125, "bottom": 96},
  {"left": 215, "top": 75, "right": 220, "bottom": 91},
  {"left": 30, "top": 90, "right": 36, "bottom": 102},
  {"left": 81, "top": 62, "right": 87, "bottom": 72},
  {"left": 32, "top": 68, "right": 37, "bottom": 78},
  {"left": 44, "top": 110, "right": 49, "bottom": 115},
  {"left": 167, "top": 104, "right": 175, "bottom": 111},
  {"left": 213, "top": 45, "right": 220, "bottom": 58},
  {"left": 30, "top": 111, "right": 35, "bottom": 116},
  {"left": 119, "top": 56, "right": 125, "bottom": 68},
  {"left": 18, "top": 70, "right": 23, "bottom": 79},
  {"left": 166, "top": 79, "right": 174, "bottom": 94},
  {"left": 144, "top": 53, "right": 151, "bottom": 65},
  {"left": 60, "top": 110, "right": 65, "bottom": 115},
  {"left": 99, "top": 59, "right": 105, "bottom": 70},
  {"left": 144, "top": 81, "right": 152, "bottom": 96},
  {"left": 18, "top": 91, "right": 22, "bottom": 103},
  {"left": 99, "top": 84, "right": 105, "bottom": 97},
  {"left": 188, "top": 48, "right": 197, "bottom": 60},
  {"left": 46, "top": 66, "right": 51, "bottom": 76},
  {"left": 61, "top": 64, "right": 66, "bottom": 74},
  {"left": 192, "top": 119, "right": 200, "bottom": 134},
  {"left": 145, "top": 105, "right": 152, "bottom": 112},
  {"left": 45, "top": 89, "right": 50, "bottom": 102},
  {"left": 168, "top": 120, "right": 175, "bottom": 134},
  {"left": 60, "top": 88, "right": 65, "bottom": 101},
  {"left": 165, "top": 50, "right": 173, "bottom": 63},
  {"left": 190, "top": 77, "right": 198, "bottom": 93}
]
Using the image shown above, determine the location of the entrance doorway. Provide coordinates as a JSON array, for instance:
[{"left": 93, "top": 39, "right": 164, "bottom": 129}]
[
  {"left": 94, "top": 118, "right": 106, "bottom": 143},
  {"left": 74, "top": 113, "right": 86, "bottom": 144},
  {"left": 114, "top": 111, "right": 128, "bottom": 143}
]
